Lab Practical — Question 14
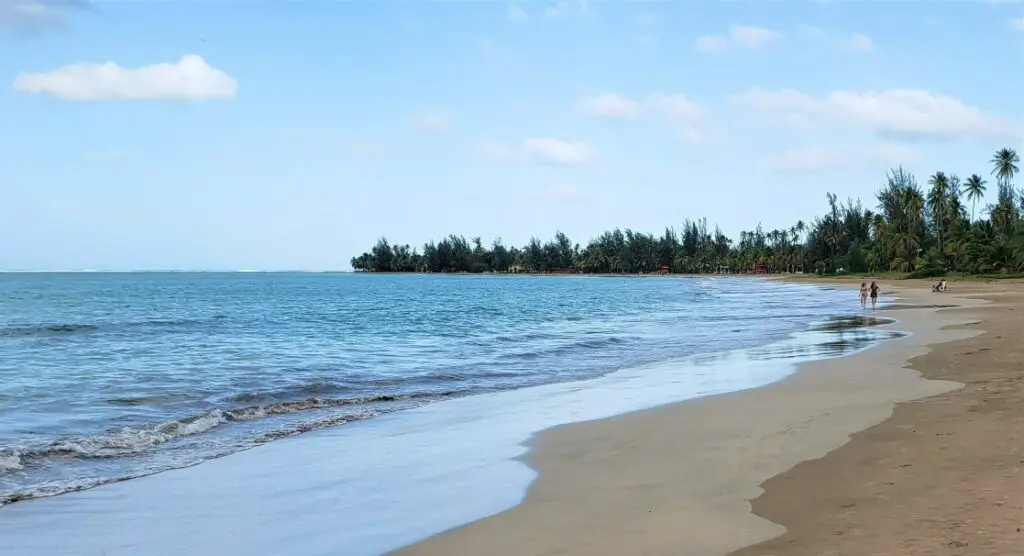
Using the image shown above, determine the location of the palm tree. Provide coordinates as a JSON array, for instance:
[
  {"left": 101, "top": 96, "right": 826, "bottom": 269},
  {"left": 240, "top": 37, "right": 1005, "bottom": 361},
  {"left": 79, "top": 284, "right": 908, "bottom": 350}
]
[
  {"left": 991, "top": 147, "right": 1020, "bottom": 187},
  {"left": 898, "top": 186, "right": 925, "bottom": 271},
  {"left": 927, "top": 172, "right": 948, "bottom": 261},
  {"left": 962, "top": 174, "right": 987, "bottom": 222},
  {"left": 990, "top": 202, "right": 1016, "bottom": 237}
]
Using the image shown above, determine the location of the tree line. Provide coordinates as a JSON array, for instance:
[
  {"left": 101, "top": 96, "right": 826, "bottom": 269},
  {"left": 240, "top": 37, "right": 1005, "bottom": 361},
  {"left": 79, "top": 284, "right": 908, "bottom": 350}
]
[{"left": 351, "top": 148, "right": 1024, "bottom": 276}]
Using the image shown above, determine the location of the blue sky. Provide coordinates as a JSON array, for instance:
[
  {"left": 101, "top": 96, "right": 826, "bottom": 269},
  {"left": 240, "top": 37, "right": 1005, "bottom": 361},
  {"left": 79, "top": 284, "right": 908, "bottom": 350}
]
[{"left": 2, "top": 0, "right": 1023, "bottom": 270}]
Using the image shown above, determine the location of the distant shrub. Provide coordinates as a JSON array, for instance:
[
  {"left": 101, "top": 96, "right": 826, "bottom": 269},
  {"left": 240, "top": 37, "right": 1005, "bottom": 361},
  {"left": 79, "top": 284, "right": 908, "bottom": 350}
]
[{"left": 905, "top": 267, "right": 946, "bottom": 279}]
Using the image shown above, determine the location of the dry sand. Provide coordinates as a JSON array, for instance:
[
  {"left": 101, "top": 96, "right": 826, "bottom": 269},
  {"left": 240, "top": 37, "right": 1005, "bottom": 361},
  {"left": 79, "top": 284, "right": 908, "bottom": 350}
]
[
  {"left": 731, "top": 279, "right": 1024, "bottom": 556},
  {"left": 394, "top": 280, "right": 1021, "bottom": 556}
]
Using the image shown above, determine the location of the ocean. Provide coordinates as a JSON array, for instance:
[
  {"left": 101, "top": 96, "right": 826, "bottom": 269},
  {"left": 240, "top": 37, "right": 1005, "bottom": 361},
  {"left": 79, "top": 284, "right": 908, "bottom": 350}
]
[{"left": 0, "top": 272, "right": 892, "bottom": 516}]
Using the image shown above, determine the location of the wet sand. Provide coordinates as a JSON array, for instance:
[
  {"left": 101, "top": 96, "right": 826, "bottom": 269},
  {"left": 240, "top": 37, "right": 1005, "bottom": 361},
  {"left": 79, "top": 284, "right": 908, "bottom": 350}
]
[
  {"left": 731, "top": 279, "right": 1024, "bottom": 555},
  {"left": 394, "top": 282, "right": 1002, "bottom": 555}
]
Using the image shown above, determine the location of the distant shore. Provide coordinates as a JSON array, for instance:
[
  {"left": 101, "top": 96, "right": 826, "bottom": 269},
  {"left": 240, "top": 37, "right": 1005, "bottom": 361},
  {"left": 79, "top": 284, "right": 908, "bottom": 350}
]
[{"left": 393, "top": 281, "right": 1002, "bottom": 555}]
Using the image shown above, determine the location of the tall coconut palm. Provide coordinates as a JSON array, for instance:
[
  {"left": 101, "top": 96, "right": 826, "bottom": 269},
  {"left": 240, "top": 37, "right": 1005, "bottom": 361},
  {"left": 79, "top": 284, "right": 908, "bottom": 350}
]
[
  {"left": 991, "top": 147, "right": 1020, "bottom": 187},
  {"left": 794, "top": 220, "right": 806, "bottom": 243},
  {"left": 927, "top": 172, "right": 948, "bottom": 260},
  {"left": 961, "top": 174, "right": 986, "bottom": 223},
  {"left": 899, "top": 186, "right": 925, "bottom": 270}
]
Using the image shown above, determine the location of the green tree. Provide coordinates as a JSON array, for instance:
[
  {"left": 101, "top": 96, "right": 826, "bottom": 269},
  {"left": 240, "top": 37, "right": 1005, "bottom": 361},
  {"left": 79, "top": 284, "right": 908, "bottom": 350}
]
[{"left": 961, "top": 174, "right": 987, "bottom": 222}]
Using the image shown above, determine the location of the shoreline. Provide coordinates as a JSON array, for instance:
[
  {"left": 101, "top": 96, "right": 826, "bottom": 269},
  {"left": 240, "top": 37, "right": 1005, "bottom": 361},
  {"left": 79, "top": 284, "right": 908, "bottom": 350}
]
[
  {"left": 393, "top": 283, "right": 992, "bottom": 555},
  {"left": 0, "top": 281, "right": 906, "bottom": 556},
  {"left": 0, "top": 279, "right": 854, "bottom": 513},
  {"left": 729, "top": 279, "right": 1024, "bottom": 555}
]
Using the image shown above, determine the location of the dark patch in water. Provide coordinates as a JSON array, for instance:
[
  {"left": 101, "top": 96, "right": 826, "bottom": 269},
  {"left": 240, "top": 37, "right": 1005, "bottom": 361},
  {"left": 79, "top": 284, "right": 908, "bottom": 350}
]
[
  {"left": 0, "top": 316, "right": 230, "bottom": 339},
  {"left": 0, "top": 323, "right": 99, "bottom": 337},
  {"left": 502, "top": 336, "right": 628, "bottom": 361},
  {"left": 104, "top": 395, "right": 190, "bottom": 406},
  {"left": 809, "top": 315, "right": 894, "bottom": 332}
]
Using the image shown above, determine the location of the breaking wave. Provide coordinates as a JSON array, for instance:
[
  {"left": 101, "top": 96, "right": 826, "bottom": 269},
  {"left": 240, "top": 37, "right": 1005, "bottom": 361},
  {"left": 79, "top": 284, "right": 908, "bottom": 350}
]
[{"left": 4, "top": 394, "right": 418, "bottom": 467}]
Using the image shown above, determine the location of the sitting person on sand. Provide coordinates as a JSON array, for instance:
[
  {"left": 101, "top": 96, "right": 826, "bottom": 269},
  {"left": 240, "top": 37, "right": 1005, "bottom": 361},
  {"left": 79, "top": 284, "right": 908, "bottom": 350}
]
[{"left": 859, "top": 282, "right": 869, "bottom": 309}]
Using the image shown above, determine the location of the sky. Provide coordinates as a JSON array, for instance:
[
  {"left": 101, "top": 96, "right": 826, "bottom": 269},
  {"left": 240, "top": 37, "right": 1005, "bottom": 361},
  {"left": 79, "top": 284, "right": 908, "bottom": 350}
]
[{"left": 2, "top": 0, "right": 1024, "bottom": 271}]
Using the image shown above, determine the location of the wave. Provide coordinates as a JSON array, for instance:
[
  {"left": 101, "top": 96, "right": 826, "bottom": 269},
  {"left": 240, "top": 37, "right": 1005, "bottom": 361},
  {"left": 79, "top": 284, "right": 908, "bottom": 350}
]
[
  {"left": 0, "top": 391, "right": 438, "bottom": 477},
  {"left": 0, "top": 316, "right": 229, "bottom": 339},
  {"left": 35, "top": 395, "right": 412, "bottom": 461},
  {"left": 1, "top": 475, "right": 125, "bottom": 506},
  {"left": 0, "top": 408, "right": 383, "bottom": 507},
  {"left": 0, "top": 449, "right": 24, "bottom": 473},
  {"left": 501, "top": 336, "right": 628, "bottom": 361}
]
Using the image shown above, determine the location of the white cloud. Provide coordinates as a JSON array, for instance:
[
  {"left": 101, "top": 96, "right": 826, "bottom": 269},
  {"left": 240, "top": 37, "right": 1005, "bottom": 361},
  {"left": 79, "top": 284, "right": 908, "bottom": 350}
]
[
  {"left": 578, "top": 93, "right": 642, "bottom": 119},
  {"left": 523, "top": 138, "right": 596, "bottom": 165},
  {"left": 543, "top": 0, "right": 569, "bottom": 20},
  {"left": 474, "top": 139, "right": 596, "bottom": 165},
  {"left": 542, "top": 0, "right": 588, "bottom": 20},
  {"left": 0, "top": 0, "right": 84, "bottom": 36},
  {"left": 694, "top": 34, "right": 730, "bottom": 53},
  {"left": 729, "top": 25, "right": 780, "bottom": 47},
  {"left": 507, "top": 2, "right": 527, "bottom": 22},
  {"left": 760, "top": 144, "right": 919, "bottom": 175},
  {"left": 12, "top": 54, "right": 237, "bottom": 101},
  {"left": 647, "top": 92, "right": 702, "bottom": 121},
  {"left": 733, "top": 89, "right": 1022, "bottom": 141},
  {"left": 802, "top": 27, "right": 875, "bottom": 53},
  {"left": 648, "top": 93, "right": 707, "bottom": 143},
  {"left": 842, "top": 33, "right": 873, "bottom": 52},
  {"left": 579, "top": 92, "right": 708, "bottom": 144},
  {"left": 695, "top": 25, "right": 780, "bottom": 53},
  {"left": 413, "top": 112, "right": 453, "bottom": 132},
  {"left": 1012, "top": 17, "right": 1024, "bottom": 30}
]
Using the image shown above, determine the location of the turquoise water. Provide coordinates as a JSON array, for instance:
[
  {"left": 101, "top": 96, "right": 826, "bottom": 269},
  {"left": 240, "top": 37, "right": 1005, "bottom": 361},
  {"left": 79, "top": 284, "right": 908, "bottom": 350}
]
[{"left": 0, "top": 273, "right": 874, "bottom": 506}]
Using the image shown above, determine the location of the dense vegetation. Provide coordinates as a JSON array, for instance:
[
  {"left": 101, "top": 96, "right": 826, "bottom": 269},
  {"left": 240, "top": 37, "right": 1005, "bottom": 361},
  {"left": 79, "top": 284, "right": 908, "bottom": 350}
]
[{"left": 351, "top": 148, "right": 1024, "bottom": 276}]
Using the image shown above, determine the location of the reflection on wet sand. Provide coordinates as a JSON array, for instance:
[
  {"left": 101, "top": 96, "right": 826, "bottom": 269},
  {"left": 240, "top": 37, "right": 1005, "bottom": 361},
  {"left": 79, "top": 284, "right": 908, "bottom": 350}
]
[
  {"left": 743, "top": 315, "right": 904, "bottom": 362},
  {"left": 879, "top": 303, "right": 958, "bottom": 311}
]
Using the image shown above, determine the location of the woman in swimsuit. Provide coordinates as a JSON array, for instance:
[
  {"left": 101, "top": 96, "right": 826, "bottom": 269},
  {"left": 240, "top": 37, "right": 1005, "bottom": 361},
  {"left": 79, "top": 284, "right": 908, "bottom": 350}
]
[
  {"left": 859, "top": 282, "right": 869, "bottom": 309},
  {"left": 869, "top": 281, "right": 879, "bottom": 310}
]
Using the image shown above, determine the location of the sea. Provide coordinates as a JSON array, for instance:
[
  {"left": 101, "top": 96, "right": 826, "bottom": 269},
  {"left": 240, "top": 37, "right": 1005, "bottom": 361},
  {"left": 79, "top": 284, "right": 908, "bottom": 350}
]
[{"left": 0, "top": 272, "right": 899, "bottom": 554}]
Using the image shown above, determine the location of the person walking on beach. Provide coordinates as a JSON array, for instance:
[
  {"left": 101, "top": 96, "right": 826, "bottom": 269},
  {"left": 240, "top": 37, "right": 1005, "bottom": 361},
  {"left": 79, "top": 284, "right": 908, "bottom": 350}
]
[
  {"left": 869, "top": 281, "right": 879, "bottom": 310},
  {"left": 859, "top": 282, "right": 869, "bottom": 309}
]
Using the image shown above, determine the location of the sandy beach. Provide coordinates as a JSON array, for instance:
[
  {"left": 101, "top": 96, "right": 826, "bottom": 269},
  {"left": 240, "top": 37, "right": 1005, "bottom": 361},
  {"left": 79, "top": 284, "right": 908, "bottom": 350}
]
[{"left": 394, "top": 279, "right": 1021, "bottom": 555}]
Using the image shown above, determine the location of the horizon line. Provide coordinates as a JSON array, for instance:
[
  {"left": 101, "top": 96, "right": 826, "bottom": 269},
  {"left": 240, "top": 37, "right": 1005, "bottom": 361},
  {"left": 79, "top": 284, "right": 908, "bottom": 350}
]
[{"left": 0, "top": 269, "right": 355, "bottom": 274}]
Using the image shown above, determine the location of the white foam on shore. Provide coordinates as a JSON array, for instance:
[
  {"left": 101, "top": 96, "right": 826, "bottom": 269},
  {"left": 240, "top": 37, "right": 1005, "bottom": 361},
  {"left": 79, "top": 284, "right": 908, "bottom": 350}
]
[{"left": 0, "top": 309, "right": 893, "bottom": 556}]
